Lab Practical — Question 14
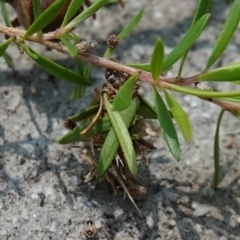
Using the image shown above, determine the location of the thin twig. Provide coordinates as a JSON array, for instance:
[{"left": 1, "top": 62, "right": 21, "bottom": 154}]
[
  {"left": 1, "top": 25, "right": 240, "bottom": 113},
  {"left": 80, "top": 88, "right": 103, "bottom": 135}
]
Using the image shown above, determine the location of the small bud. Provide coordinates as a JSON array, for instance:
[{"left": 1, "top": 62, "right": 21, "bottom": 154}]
[
  {"left": 107, "top": 34, "right": 120, "bottom": 49},
  {"left": 63, "top": 118, "right": 76, "bottom": 130}
]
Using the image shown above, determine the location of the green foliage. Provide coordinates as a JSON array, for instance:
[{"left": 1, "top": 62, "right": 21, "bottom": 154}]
[
  {"left": 61, "top": 0, "right": 84, "bottom": 27},
  {"left": 152, "top": 86, "right": 180, "bottom": 161},
  {"left": 97, "top": 99, "right": 139, "bottom": 177},
  {"left": 204, "top": 0, "right": 240, "bottom": 71},
  {"left": 151, "top": 38, "right": 164, "bottom": 81},
  {"left": 24, "top": 0, "right": 66, "bottom": 39},
  {"left": 164, "top": 90, "right": 192, "bottom": 142},
  {"left": 112, "top": 73, "right": 138, "bottom": 111},
  {"left": 103, "top": 96, "right": 139, "bottom": 176},
  {"left": 22, "top": 44, "right": 91, "bottom": 86},
  {"left": 213, "top": 110, "right": 225, "bottom": 189},
  {"left": 1, "top": 0, "right": 240, "bottom": 199},
  {"left": 103, "top": 9, "right": 144, "bottom": 58},
  {"left": 162, "top": 14, "right": 210, "bottom": 72}
]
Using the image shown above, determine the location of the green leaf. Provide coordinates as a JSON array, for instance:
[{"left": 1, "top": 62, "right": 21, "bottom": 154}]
[
  {"left": 2, "top": 52, "right": 11, "bottom": 67},
  {"left": 151, "top": 38, "right": 164, "bottom": 81},
  {"left": 63, "top": 0, "right": 109, "bottom": 32},
  {"left": 70, "top": 59, "right": 87, "bottom": 100},
  {"left": 22, "top": 44, "right": 91, "bottom": 86},
  {"left": 1, "top": 0, "right": 12, "bottom": 27},
  {"left": 118, "top": 9, "right": 144, "bottom": 41},
  {"left": 103, "top": 9, "right": 144, "bottom": 58},
  {"left": 217, "top": 96, "right": 240, "bottom": 103},
  {"left": 60, "top": 36, "right": 78, "bottom": 57},
  {"left": 192, "top": 0, "right": 213, "bottom": 26},
  {"left": 97, "top": 99, "right": 139, "bottom": 177},
  {"left": 204, "top": 0, "right": 240, "bottom": 71},
  {"left": 152, "top": 87, "right": 180, "bottom": 160},
  {"left": 213, "top": 110, "right": 224, "bottom": 189},
  {"left": 102, "top": 96, "right": 138, "bottom": 176},
  {"left": 68, "top": 103, "right": 99, "bottom": 122},
  {"left": 112, "top": 73, "right": 138, "bottom": 111},
  {"left": 164, "top": 90, "right": 192, "bottom": 142},
  {"left": 32, "top": 0, "right": 41, "bottom": 20},
  {"left": 137, "top": 96, "right": 158, "bottom": 119},
  {"left": 162, "top": 14, "right": 210, "bottom": 71},
  {"left": 61, "top": 0, "right": 84, "bottom": 27},
  {"left": 199, "top": 62, "right": 240, "bottom": 82},
  {"left": 178, "top": 0, "right": 213, "bottom": 77},
  {"left": 24, "top": 0, "right": 65, "bottom": 39},
  {"left": 0, "top": 37, "right": 14, "bottom": 56},
  {"left": 167, "top": 83, "right": 240, "bottom": 98},
  {"left": 58, "top": 116, "right": 112, "bottom": 144},
  {"left": 70, "top": 85, "right": 86, "bottom": 100},
  {"left": 233, "top": 112, "right": 240, "bottom": 122},
  {"left": 127, "top": 63, "right": 151, "bottom": 72}
]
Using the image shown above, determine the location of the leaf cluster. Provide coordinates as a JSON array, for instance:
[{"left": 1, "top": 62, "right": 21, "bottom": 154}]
[{"left": 1, "top": 0, "right": 240, "bottom": 201}]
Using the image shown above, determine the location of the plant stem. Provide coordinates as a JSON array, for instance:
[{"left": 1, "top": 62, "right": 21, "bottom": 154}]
[{"left": 0, "top": 24, "right": 240, "bottom": 113}]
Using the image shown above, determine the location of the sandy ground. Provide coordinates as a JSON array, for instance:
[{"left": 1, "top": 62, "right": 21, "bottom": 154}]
[{"left": 0, "top": 0, "right": 240, "bottom": 239}]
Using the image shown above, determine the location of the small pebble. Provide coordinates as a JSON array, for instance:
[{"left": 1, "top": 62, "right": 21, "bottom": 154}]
[
  {"left": 146, "top": 215, "right": 154, "bottom": 228},
  {"left": 193, "top": 205, "right": 209, "bottom": 217},
  {"left": 229, "top": 216, "right": 237, "bottom": 228},
  {"left": 219, "top": 236, "right": 227, "bottom": 240},
  {"left": 191, "top": 202, "right": 199, "bottom": 209},
  {"left": 50, "top": 222, "right": 57, "bottom": 233},
  {"left": 195, "top": 224, "right": 203, "bottom": 233},
  {"left": 169, "top": 219, "right": 176, "bottom": 227}
]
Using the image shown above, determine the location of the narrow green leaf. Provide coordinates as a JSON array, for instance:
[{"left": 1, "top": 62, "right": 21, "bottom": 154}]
[
  {"left": 103, "top": 9, "right": 144, "bottom": 58},
  {"left": 97, "top": 99, "right": 139, "bottom": 177},
  {"left": 233, "top": 112, "right": 240, "bottom": 122},
  {"left": 2, "top": 52, "right": 11, "bottom": 67},
  {"left": 118, "top": 9, "right": 144, "bottom": 41},
  {"left": 58, "top": 116, "right": 112, "bottom": 144},
  {"left": 204, "top": 0, "right": 240, "bottom": 71},
  {"left": 70, "top": 85, "right": 86, "bottom": 100},
  {"left": 61, "top": 0, "right": 84, "bottom": 27},
  {"left": 24, "top": 0, "right": 65, "bottom": 39},
  {"left": 178, "top": 0, "right": 213, "bottom": 77},
  {"left": 60, "top": 36, "right": 78, "bottom": 57},
  {"left": 192, "top": 0, "right": 213, "bottom": 26},
  {"left": 1, "top": 0, "right": 12, "bottom": 27},
  {"left": 152, "top": 87, "right": 180, "bottom": 160},
  {"left": 68, "top": 103, "right": 99, "bottom": 122},
  {"left": 199, "top": 62, "right": 240, "bottom": 82},
  {"left": 22, "top": 44, "right": 91, "bottom": 86},
  {"left": 77, "top": 58, "right": 85, "bottom": 75},
  {"left": 167, "top": 83, "right": 240, "bottom": 98},
  {"left": 163, "top": 14, "right": 210, "bottom": 71},
  {"left": 112, "top": 73, "right": 138, "bottom": 111},
  {"left": 137, "top": 96, "right": 158, "bottom": 119},
  {"left": 102, "top": 96, "right": 138, "bottom": 176},
  {"left": 151, "top": 38, "right": 164, "bottom": 81},
  {"left": 63, "top": 0, "right": 109, "bottom": 32},
  {"left": 127, "top": 63, "right": 151, "bottom": 72},
  {"left": 32, "top": 0, "right": 41, "bottom": 20},
  {"left": 0, "top": 37, "right": 14, "bottom": 56},
  {"left": 70, "top": 59, "right": 87, "bottom": 100},
  {"left": 217, "top": 96, "right": 240, "bottom": 103},
  {"left": 213, "top": 110, "right": 224, "bottom": 189},
  {"left": 164, "top": 90, "right": 192, "bottom": 142}
]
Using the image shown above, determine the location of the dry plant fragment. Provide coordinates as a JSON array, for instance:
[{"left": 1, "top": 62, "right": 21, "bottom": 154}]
[
  {"left": 63, "top": 118, "right": 77, "bottom": 130},
  {"left": 76, "top": 40, "right": 97, "bottom": 56},
  {"left": 107, "top": 34, "right": 120, "bottom": 48}
]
